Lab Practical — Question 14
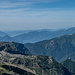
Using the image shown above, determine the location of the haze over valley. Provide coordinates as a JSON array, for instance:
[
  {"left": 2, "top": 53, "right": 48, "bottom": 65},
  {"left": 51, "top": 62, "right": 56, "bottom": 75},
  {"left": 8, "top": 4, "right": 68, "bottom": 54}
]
[{"left": 0, "top": 0, "right": 75, "bottom": 75}]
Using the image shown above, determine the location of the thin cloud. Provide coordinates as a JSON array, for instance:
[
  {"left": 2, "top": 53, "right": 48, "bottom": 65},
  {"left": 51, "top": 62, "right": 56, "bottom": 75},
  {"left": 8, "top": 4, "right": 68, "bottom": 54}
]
[
  {"left": 0, "top": 0, "right": 62, "bottom": 9},
  {"left": 0, "top": 2, "right": 31, "bottom": 9},
  {"left": 0, "top": 0, "right": 63, "bottom": 16},
  {"left": 0, "top": 0, "right": 75, "bottom": 30},
  {"left": 0, "top": 0, "right": 61, "bottom": 3}
]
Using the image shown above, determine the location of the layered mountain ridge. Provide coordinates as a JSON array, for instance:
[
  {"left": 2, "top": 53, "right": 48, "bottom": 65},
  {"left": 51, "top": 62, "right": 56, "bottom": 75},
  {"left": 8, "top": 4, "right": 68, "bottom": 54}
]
[
  {"left": 25, "top": 33, "right": 75, "bottom": 62},
  {"left": 0, "top": 27, "right": 75, "bottom": 43}
]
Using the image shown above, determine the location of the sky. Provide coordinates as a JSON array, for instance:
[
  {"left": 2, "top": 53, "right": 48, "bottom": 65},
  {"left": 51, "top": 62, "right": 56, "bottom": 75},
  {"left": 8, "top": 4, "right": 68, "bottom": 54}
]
[{"left": 0, "top": 0, "right": 75, "bottom": 30}]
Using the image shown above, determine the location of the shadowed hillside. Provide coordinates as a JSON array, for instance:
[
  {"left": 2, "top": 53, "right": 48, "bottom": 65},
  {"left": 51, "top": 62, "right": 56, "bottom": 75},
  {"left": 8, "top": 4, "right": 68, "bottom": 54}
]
[{"left": 25, "top": 33, "right": 75, "bottom": 62}]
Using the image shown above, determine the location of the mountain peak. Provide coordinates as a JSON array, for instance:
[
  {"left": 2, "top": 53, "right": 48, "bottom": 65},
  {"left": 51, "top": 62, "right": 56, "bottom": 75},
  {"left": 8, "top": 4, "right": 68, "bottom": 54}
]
[{"left": 0, "top": 42, "right": 31, "bottom": 55}]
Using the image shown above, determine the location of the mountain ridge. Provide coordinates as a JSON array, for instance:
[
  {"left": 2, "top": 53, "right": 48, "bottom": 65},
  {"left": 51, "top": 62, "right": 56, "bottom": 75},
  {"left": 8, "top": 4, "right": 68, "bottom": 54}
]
[
  {"left": 25, "top": 33, "right": 75, "bottom": 62},
  {"left": 13, "top": 27, "right": 75, "bottom": 43},
  {"left": 0, "top": 42, "right": 31, "bottom": 55},
  {"left": 0, "top": 52, "right": 71, "bottom": 75}
]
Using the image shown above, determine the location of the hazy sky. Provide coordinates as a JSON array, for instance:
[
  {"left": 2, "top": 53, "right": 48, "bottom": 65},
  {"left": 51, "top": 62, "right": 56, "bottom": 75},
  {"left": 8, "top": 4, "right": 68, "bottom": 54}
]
[{"left": 0, "top": 0, "right": 75, "bottom": 30}]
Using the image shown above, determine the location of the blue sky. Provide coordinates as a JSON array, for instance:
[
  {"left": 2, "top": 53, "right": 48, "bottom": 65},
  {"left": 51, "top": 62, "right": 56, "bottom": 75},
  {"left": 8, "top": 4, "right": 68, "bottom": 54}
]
[{"left": 0, "top": 0, "right": 75, "bottom": 30}]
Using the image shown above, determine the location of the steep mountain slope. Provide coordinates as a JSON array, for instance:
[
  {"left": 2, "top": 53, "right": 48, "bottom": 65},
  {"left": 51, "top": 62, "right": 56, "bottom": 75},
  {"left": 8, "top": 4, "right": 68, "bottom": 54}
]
[
  {"left": 61, "top": 59, "right": 75, "bottom": 75},
  {"left": 0, "top": 42, "right": 30, "bottom": 55},
  {"left": 64, "top": 27, "right": 75, "bottom": 35},
  {"left": 25, "top": 33, "right": 75, "bottom": 61},
  {"left": 68, "top": 52, "right": 75, "bottom": 61},
  {"left": 0, "top": 63, "right": 35, "bottom": 75},
  {"left": 0, "top": 51, "right": 71, "bottom": 75}
]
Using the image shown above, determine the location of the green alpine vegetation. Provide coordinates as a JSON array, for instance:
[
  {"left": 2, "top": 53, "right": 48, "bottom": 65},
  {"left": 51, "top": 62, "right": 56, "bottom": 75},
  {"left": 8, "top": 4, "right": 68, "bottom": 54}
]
[
  {"left": 0, "top": 42, "right": 31, "bottom": 55},
  {"left": 0, "top": 42, "right": 73, "bottom": 75},
  {"left": 25, "top": 33, "right": 75, "bottom": 62},
  {"left": 0, "top": 52, "right": 71, "bottom": 75},
  {"left": 61, "top": 59, "right": 75, "bottom": 75}
]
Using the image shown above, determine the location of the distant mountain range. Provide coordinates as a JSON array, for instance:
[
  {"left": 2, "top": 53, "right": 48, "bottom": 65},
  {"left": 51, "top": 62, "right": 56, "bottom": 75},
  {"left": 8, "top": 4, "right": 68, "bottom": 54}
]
[
  {"left": 0, "top": 31, "right": 7, "bottom": 37},
  {"left": 0, "top": 27, "right": 75, "bottom": 43},
  {"left": 5, "top": 30, "right": 33, "bottom": 37},
  {"left": 25, "top": 33, "right": 75, "bottom": 62},
  {"left": 13, "top": 27, "right": 75, "bottom": 43}
]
